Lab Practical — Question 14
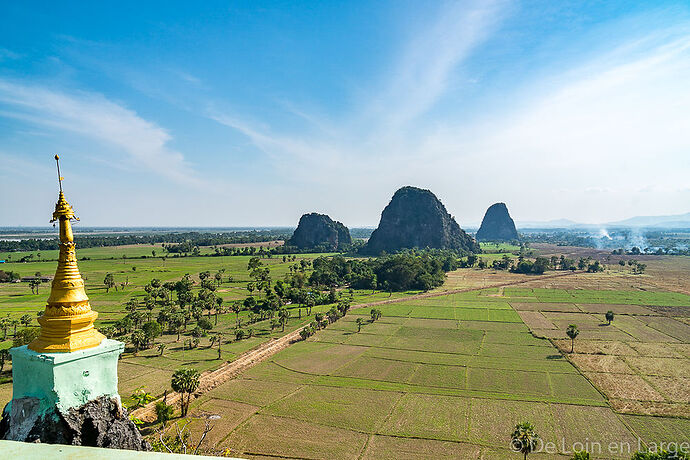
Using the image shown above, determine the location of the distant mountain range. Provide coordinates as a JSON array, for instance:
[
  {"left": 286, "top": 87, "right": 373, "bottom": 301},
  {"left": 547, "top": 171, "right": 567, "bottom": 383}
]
[{"left": 516, "top": 212, "right": 690, "bottom": 229}]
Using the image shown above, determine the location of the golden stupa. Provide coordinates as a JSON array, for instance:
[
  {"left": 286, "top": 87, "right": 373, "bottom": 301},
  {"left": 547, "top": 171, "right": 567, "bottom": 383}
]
[{"left": 28, "top": 155, "right": 105, "bottom": 353}]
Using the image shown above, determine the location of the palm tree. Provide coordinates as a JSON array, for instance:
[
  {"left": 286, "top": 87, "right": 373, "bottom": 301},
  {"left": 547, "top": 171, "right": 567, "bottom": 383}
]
[
  {"left": 103, "top": 273, "right": 115, "bottom": 293},
  {"left": 213, "top": 333, "right": 222, "bottom": 359},
  {"left": 0, "top": 349, "right": 10, "bottom": 372},
  {"left": 356, "top": 317, "right": 364, "bottom": 332},
  {"left": 171, "top": 368, "right": 200, "bottom": 417},
  {"left": 0, "top": 317, "right": 9, "bottom": 340},
  {"left": 10, "top": 318, "right": 20, "bottom": 336},
  {"left": 20, "top": 314, "right": 32, "bottom": 328},
  {"left": 214, "top": 297, "right": 223, "bottom": 325},
  {"left": 279, "top": 308, "right": 290, "bottom": 332},
  {"left": 511, "top": 422, "right": 539, "bottom": 460},
  {"left": 231, "top": 302, "right": 242, "bottom": 327},
  {"left": 605, "top": 311, "right": 614, "bottom": 325},
  {"left": 566, "top": 324, "right": 579, "bottom": 353}
]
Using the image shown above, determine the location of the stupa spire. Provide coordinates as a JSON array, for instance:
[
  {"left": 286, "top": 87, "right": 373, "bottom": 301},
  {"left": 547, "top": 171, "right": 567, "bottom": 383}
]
[{"left": 28, "top": 155, "right": 105, "bottom": 352}]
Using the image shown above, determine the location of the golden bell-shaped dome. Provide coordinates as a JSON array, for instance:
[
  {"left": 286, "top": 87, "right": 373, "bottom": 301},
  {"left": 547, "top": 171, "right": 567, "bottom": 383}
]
[{"left": 28, "top": 162, "right": 104, "bottom": 353}]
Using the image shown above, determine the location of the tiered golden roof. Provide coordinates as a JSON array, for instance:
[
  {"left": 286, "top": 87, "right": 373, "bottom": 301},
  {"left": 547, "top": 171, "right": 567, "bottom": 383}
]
[{"left": 28, "top": 156, "right": 104, "bottom": 353}]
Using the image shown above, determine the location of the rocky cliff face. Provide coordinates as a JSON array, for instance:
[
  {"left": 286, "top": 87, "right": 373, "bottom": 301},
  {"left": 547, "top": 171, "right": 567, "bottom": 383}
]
[
  {"left": 287, "top": 213, "right": 351, "bottom": 251},
  {"left": 475, "top": 202, "right": 519, "bottom": 241},
  {"left": 0, "top": 396, "right": 150, "bottom": 450},
  {"left": 363, "top": 186, "right": 479, "bottom": 255}
]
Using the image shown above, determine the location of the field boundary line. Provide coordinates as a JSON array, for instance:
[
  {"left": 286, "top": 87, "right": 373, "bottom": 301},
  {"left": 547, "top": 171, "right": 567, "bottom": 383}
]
[
  {"left": 132, "top": 270, "right": 579, "bottom": 422},
  {"left": 349, "top": 270, "right": 581, "bottom": 311}
]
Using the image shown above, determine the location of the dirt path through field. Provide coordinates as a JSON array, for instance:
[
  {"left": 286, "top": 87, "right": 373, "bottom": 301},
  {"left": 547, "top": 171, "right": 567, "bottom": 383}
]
[
  {"left": 132, "top": 270, "right": 578, "bottom": 422},
  {"left": 132, "top": 328, "right": 303, "bottom": 422}
]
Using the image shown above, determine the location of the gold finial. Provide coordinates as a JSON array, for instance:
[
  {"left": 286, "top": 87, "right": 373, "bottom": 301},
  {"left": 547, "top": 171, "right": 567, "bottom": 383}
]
[
  {"left": 55, "top": 154, "right": 63, "bottom": 193},
  {"left": 28, "top": 156, "right": 104, "bottom": 353}
]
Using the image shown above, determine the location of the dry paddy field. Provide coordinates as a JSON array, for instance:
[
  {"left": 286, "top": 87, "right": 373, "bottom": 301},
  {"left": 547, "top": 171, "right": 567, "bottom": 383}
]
[
  {"left": 508, "top": 287, "right": 690, "bottom": 418},
  {"left": 186, "top": 288, "right": 690, "bottom": 459}
]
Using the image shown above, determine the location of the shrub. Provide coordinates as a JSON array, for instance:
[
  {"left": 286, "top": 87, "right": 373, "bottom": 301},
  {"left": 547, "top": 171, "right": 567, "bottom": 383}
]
[{"left": 13, "top": 328, "right": 40, "bottom": 347}]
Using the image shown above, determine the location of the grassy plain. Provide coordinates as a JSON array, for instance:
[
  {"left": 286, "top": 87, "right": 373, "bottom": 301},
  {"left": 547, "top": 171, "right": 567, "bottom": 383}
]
[
  {"left": 2, "top": 243, "right": 690, "bottom": 458},
  {"left": 188, "top": 282, "right": 690, "bottom": 458},
  {"left": 0, "top": 245, "right": 408, "bottom": 407}
]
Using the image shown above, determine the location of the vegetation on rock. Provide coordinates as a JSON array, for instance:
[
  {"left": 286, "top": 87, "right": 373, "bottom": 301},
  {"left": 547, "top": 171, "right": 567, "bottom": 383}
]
[
  {"left": 287, "top": 213, "right": 351, "bottom": 251},
  {"left": 363, "top": 186, "right": 479, "bottom": 255},
  {"left": 476, "top": 202, "right": 519, "bottom": 241}
]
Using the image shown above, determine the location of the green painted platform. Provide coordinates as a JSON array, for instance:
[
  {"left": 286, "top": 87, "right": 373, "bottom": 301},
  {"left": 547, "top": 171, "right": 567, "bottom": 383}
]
[{"left": 9, "top": 339, "right": 123, "bottom": 412}]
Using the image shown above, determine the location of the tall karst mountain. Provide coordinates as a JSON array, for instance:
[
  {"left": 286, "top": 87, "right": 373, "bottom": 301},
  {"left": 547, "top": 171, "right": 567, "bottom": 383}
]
[
  {"left": 287, "top": 213, "right": 351, "bottom": 251},
  {"left": 363, "top": 186, "right": 479, "bottom": 255},
  {"left": 476, "top": 202, "right": 519, "bottom": 241}
]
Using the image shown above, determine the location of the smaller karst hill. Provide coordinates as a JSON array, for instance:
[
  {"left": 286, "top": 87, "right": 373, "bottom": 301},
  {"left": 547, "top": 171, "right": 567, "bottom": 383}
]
[
  {"left": 287, "top": 213, "right": 351, "bottom": 251},
  {"left": 363, "top": 186, "right": 479, "bottom": 255},
  {"left": 475, "top": 202, "right": 519, "bottom": 241}
]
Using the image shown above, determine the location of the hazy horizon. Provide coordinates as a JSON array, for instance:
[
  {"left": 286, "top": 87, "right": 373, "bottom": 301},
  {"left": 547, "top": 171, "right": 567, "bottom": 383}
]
[{"left": 2, "top": 1, "right": 690, "bottom": 227}]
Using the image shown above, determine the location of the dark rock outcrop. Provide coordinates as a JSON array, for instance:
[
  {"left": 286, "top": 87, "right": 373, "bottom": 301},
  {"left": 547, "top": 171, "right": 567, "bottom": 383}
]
[
  {"left": 0, "top": 396, "right": 150, "bottom": 451},
  {"left": 287, "top": 213, "right": 351, "bottom": 251},
  {"left": 475, "top": 203, "right": 519, "bottom": 241},
  {"left": 363, "top": 186, "right": 479, "bottom": 255}
]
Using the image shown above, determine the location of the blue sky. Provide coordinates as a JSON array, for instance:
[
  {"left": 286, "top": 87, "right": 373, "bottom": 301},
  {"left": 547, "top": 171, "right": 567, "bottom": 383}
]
[{"left": 1, "top": 0, "right": 689, "bottom": 227}]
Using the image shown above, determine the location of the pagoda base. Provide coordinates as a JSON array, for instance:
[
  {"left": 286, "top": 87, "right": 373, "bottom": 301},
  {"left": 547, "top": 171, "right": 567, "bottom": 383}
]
[
  {"left": 0, "top": 339, "right": 148, "bottom": 450},
  {"left": 29, "top": 310, "right": 105, "bottom": 353}
]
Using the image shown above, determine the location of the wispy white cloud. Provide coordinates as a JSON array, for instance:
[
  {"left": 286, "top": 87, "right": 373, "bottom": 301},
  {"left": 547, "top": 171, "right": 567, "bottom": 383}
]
[
  {"left": 209, "top": 7, "right": 690, "bottom": 224},
  {"left": 0, "top": 47, "right": 21, "bottom": 62},
  {"left": 208, "top": 0, "right": 508, "bottom": 186},
  {"left": 0, "top": 80, "right": 202, "bottom": 187},
  {"left": 363, "top": 0, "right": 509, "bottom": 130}
]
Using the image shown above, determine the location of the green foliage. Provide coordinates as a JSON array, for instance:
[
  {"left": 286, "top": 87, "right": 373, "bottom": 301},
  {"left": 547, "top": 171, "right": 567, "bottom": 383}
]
[
  {"left": 142, "top": 320, "right": 162, "bottom": 342},
  {"left": 631, "top": 451, "right": 689, "bottom": 459},
  {"left": 155, "top": 400, "right": 174, "bottom": 425},
  {"left": 605, "top": 310, "right": 614, "bottom": 325},
  {"left": 0, "top": 270, "right": 20, "bottom": 283},
  {"left": 13, "top": 327, "right": 40, "bottom": 347},
  {"left": 566, "top": 324, "right": 579, "bottom": 353},
  {"left": 171, "top": 368, "right": 200, "bottom": 417},
  {"left": 356, "top": 317, "right": 364, "bottom": 332},
  {"left": 130, "top": 387, "right": 155, "bottom": 408},
  {"left": 511, "top": 257, "right": 550, "bottom": 275},
  {"left": 309, "top": 251, "right": 455, "bottom": 292},
  {"left": 130, "top": 330, "right": 147, "bottom": 354},
  {"left": 197, "top": 317, "right": 213, "bottom": 332},
  {"left": 511, "top": 422, "right": 539, "bottom": 459},
  {"left": 0, "top": 349, "right": 10, "bottom": 372},
  {"left": 571, "top": 451, "right": 590, "bottom": 459}
]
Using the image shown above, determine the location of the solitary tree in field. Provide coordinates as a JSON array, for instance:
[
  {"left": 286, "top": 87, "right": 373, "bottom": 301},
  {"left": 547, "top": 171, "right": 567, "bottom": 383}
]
[
  {"left": 20, "top": 314, "right": 32, "bottom": 328},
  {"left": 211, "top": 333, "right": 222, "bottom": 359},
  {"left": 370, "top": 309, "right": 382, "bottom": 321},
  {"left": 231, "top": 302, "right": 242, "bottom": 327},
  {"left": 356, "top": 317, "right": 364, "bottom": 332},
  {"left": 10, "top": 318, "right": 19, "bottom": 336},
  {"left": 511, "top": 422, "right": 539, "bottom": 460},
  {"left": 605, "top": 310, "right": 614, "bottom": 325},
  {"left": 0, "top": 317, "right": 9, "bottom": 340},
  {"left": 29, "top": 279, "right": 41, "bottom": 295},
  {"left": 104, "top": 273, "right": 115, "bottom": 293},
  {"left": 0, "top": 349, "right": 9, "bottom": 372},
  {"left": 566, "top": 324, "right": 579, "bottom": 353},
  {"left": 279, "top": 308, "right": 290, "bottom": 332},
  {"left": 130, "top": 330, "right": 146, "bottom": 356},
  {"left": 171, "top": 368, "right": 200, "bottom": 417},
  {"left": 155, "top": 400, "right": 174, "bottom": 426}
]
